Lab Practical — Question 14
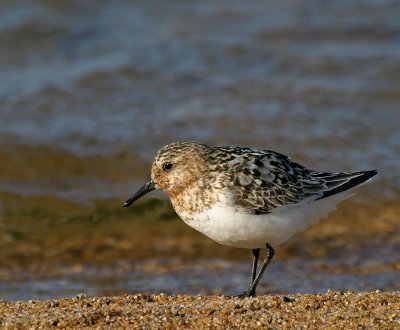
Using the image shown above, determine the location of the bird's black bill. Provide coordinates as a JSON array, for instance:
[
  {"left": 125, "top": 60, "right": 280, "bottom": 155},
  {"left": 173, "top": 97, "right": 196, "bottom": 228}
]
[{"left": 123, "top": 179, "right": 155, "bottom": 207}]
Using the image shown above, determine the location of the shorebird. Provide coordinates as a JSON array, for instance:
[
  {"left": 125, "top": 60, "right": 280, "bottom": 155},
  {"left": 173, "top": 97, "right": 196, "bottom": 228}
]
[{"left": 124, "top": 141, "right": 377, "bottom": 297}]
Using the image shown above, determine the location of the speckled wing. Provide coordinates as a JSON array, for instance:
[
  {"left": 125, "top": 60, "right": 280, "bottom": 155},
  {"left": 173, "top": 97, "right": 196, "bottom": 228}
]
[{"left": 220, "top": 148, "right": 376, "bottom": 214}]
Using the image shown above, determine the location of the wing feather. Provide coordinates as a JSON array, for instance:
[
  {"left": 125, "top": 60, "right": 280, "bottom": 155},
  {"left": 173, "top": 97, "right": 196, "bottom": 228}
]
[{"left": 223, "top": 149, "right": 377, "bottom": 214}]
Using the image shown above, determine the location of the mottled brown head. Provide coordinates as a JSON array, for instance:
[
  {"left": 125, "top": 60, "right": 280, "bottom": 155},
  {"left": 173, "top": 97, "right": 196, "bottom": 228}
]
[
  {"left": 123, "top": 141, "right": 211, "bottom": 207},
  {"left": 151, "top": 141, "right": 210, "bottom": 197}
]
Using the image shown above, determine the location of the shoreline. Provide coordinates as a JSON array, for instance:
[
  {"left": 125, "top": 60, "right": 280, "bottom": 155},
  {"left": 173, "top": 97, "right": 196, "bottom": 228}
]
[
  {"left": 1, "top": 197, "right": 399, "bottom": 301},
  {"left": 1, "top": 291, "right": 398, "bottom": 328}
]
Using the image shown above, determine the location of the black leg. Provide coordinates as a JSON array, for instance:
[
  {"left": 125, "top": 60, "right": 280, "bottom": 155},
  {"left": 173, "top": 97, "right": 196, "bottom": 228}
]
[
  {"left": 250, "top": 249, "right": 260, "bottom": 285},
  {"left": 234, "top": 248, "right": 260, "bottom": 298},
  {"left": 237, "top": 243, "right": 274, "bottom": 298},
  {"left": 247, "top": 243, "right": 274, "bottom": 296},
  {"left": 235, "top": 244, "right": 274, "bottom": 298}
]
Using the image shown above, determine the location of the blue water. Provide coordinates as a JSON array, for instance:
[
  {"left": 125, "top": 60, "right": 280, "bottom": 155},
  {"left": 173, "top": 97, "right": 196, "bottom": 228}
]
[
  {"left": 0, "top": 1, "right": 399, "bottom": 176},
  {"left": 1, "top": 258, "right": 398, "bottom": 301}
]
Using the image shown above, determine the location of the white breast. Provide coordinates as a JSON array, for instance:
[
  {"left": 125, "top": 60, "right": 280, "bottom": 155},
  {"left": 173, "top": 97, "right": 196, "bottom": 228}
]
[{"left": 176, "top": 191, "right": 352, "bottom": 249}]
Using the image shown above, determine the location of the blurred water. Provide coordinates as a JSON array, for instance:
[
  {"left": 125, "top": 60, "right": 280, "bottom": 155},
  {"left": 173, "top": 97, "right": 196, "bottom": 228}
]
[
  {"left": 0, "top": 1, "right": 399, "bottom": 201},
  {"left": 1, "top": 258, "right": 397, "bottom": 301}
]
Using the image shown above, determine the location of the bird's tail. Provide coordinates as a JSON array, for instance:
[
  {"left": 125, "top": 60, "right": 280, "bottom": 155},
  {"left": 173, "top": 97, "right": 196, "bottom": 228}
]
[{"left": 315, "top": 170, "right": 378, "bottom": 200}]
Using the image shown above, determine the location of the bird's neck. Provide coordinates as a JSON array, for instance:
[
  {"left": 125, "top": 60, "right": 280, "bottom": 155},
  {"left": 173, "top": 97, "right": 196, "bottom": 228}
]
[{"left": 169, "top": 176, "right": 226, "bottom": 221}]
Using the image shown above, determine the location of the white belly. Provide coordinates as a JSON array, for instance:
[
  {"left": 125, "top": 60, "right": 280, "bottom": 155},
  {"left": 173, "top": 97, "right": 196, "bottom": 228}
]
[{"left": 177, "top": 192, "right": 352, "bottom": 249}]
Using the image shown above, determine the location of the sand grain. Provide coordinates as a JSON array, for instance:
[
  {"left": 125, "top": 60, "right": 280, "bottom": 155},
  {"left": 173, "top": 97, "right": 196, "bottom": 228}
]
[{"left": 1, "top": 291, "right": 398, "bottom": 329}]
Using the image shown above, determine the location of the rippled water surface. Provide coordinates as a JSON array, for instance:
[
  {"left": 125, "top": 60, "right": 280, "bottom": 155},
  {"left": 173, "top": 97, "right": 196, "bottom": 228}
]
[
  {"left": 2, "top": 258, "right": 398, "bottom": 301},
  {"left": 1, "top": 1, "right": 400, "bottom": 193}
]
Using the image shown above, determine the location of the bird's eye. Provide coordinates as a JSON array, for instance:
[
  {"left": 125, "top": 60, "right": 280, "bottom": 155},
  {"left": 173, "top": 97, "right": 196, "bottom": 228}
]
[{"left": 163, "top": 163, "right": 173, "bottom": 171}]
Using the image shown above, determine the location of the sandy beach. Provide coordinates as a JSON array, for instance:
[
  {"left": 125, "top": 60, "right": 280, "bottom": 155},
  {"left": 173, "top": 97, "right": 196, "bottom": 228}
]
[{"left": 1, "top": 291, "right": 399, "bottom": 329}]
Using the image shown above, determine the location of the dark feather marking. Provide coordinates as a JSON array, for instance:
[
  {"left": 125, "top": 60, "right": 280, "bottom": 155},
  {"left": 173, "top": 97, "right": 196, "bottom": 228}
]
[
  {"left": 316, "top": 170, "right": 377, "bottom": 200},
  {"left": 208, "top": 147, "right": 377, "bottom": 215}
]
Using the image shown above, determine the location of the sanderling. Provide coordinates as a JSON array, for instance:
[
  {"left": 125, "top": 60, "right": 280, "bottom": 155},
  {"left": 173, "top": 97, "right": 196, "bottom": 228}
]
[{"left": 123, "top": 141, "right": 377, "bottom": 297}]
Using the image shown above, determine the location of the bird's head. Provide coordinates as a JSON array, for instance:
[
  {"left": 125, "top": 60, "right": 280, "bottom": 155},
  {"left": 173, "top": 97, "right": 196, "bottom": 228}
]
[{"left": 123, "top": 141, "right": 209, "bottom": 207}]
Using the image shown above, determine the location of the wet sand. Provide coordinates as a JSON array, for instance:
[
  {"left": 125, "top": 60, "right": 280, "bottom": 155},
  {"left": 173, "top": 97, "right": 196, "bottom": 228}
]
[
  {"left": 1, "top": 195, "right": 399, "bottom": 299},
  {"left": 1, "top": 291, "right": 399, "bottom": 329},
  {"left": 1, "top": 196, "right": 398, "bottom": 270}
]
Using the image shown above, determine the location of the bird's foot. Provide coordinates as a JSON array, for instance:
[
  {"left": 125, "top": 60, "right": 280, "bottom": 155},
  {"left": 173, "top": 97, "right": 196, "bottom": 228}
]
[{"left": 232, "top": 289, "right": 256, "bottom": 298}]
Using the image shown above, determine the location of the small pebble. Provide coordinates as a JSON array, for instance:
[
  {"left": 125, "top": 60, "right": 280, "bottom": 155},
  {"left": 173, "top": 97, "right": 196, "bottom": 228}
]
[{"left": 0, "top": 292, "right": 398, "bottom": 328}]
